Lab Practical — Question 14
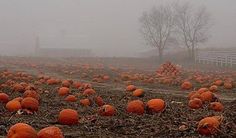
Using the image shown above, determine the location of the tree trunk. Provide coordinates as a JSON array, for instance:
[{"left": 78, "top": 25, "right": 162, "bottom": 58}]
[
  {"left": 158, "top": 48, "right": 163, "bottom": 63},
  {"left": 191, "top": 46, "right": 195, "bottom": 61},
  {"left": 187, "top": 47, "right": 192, "bottom": 61}
]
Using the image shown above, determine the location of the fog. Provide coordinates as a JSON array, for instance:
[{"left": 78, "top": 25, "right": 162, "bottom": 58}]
[{"left": 0, "top": 0, "right": 235, "bottom": 57}]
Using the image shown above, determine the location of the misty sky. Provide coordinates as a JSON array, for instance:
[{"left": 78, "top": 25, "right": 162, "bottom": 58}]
[{"left": 0, "top": 0, "right": 235, "bottom": 56}]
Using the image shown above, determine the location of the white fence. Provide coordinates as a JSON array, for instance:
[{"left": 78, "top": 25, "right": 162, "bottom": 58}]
[{"left": 195, "top": 51, "right": 236, "bottom": 67}]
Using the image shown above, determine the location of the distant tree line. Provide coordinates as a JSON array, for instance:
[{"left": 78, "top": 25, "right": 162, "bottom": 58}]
[{"left": 140, "top": 2, "right": 212, "bottom": 62}]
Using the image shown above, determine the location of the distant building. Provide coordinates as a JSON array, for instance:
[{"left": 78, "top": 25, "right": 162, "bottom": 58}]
[{"left": 34, "top": 36, "right": 92, "bottom": 57}]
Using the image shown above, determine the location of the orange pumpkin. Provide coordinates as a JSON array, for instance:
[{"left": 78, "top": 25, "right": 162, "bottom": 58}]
[
  {"left": 0, "top": 92, "right": 9, "bottom": 103},
  {"left": 181, "top": 81, "right": 192, "bottom": 90},
  {"left": 83, "top": 88, "right": 96, "bottom": 95},
  {"left": 47, "top": 79, "right": 58, "bottom": 85},
  {"left": 6, "top": 100, "right": 22, "bottom": 112},
  {"left": 209, "top": 102, "right": 224, "bottom": 112},
  {"left": 23, "top": 90, "right": 40, "bottom": 101},
  {"left": 64, "top": 95, "right": 77, "bottom": 102},
  {"left": 7, "top": 123, "right": 37, "bottom": 138},
  {"left": 197, "top": 116, "right": 220, "bottom": 136},
  {"left": 58, "top": 87, "right": 70, "bottom": 96},
  {"left": 126, "top": 100, "right": 144, "bottom": 115},
  {"left": 80, "top": 99, "right": 91, "bottom": 106},
  {"left": 21, "top": 97, "right": 39, "bottom": 112},
  {"left": 224, "top": 82, "right": 233, "bottom": 89},
  {"left": 98, "top": 104, "right": 116, "bottom": 116},
  {"left": 146, "top": 99, "right": 165, "bottom": 113},
  {"left": 209, "top": 85, "right": 218, "bottom": 92},
  {"left": 95, "top": 96, "right": 105, "bottom": 106},
  {"left": 187, "top": 91, "right": 196, "bottom": 100},
  {"left": 58, "top": 109, "right": 79, "bottom": 125},
  {"left": 13, "top": 83, "right": 25, "bottom": 93},
  {"left": 132, "top": 89, "right": 144, "bottom": 97},
  {"left": 126, "top": 85, "right": 136, "bottom": 92},
  {"left": 73, "top": 82, "right": 82, "bottom": 89},
  {"left": 61, "top": 80, "right": 70, "bottom": 88},
  {"left": 197, "top": 88, "right": 209, "bottom": 94},
  {"left": 200, "top": 91, "right": 214, "bottom": 102},
  {"left": 188, "top": 98, "right": 202, "bottom": 109},
  {"left": 38, "top": 126, "right": 64, "bottom": 138},
  {"left": 214, "top": 80, "right": 223, "bottom": 86}
]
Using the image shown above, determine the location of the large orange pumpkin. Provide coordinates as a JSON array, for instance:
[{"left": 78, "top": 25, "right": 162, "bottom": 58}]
[
  {"left": 209, "top": 85, "right": 218, "bottom": 92},
  {"left": 214, "top": 80, "right": 223, "bottom": 86},
  {"left": 197, "top": 116, "right": 220, "bottom": 136},
  {"left": 209, "top": 102, "right": 224, "bottom": 112},
  {"left": 95, "top": 96, "right": 105, "bottom": 106},
  {"left": 98, "top": 104, "right": 116, "bottom": 116},
  {"left": 21, "top": 97, "right": 39, "bottom": 112},
  {"left": 126, "top": 85, "right": 136, "bottom": 92},
  {"left": 58, "top": 87, "right": 70, "bottom": 96},
  {"left": 6, "top": 100, "right": 22, "bottom": 112},
  {"left": 197, "top": 88, "right": 209, "bottom": 94},
  {"left": 23, "top": 90, "right": 40, "bottom": 101},
  {"left": 200, "top": 91, "right": 214, "bottom": 102},
  {"left": 80, "top": 99, "right": 91, "bottom": 106},
  {"left": 0, "top": 92, "right": 9, "bottom": 103},
  {"left": 13, "top": 83, "right": 25, "bottom": 93},
  {"left": 61, "top": 80, "right": 71, "bottom": 88},
  {"left": 188, "top": 98, "right": 202, "bottom": 109},
  {"left": 38, "top": 126, "right": 64, "bottom": 138},
  {"left": 7, "top": 123, "right": 37, "bottom": 138},
  {"left": 64, "top": 95, "right": 77, "bottom": 102},
  {"left": 146, "top": 99, "right": 165, "bottom": 113},
  {"left": 58, "top": 109, "right": 79, "bottom": 125},
  {"left": 126, "top": 100, "right": 144, "bottom": 115},
  {"left": 83, "top": 88, "right": 96, "bottom": 95},
  {"left": 132, "top": 89, "right": 144, "bottom": 97},
  {"left": 181, "top": 81, "right": 192, "bottom": 90}
]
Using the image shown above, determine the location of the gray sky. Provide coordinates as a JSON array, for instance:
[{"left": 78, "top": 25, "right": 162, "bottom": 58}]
[{"left": 0, "top": 0, "right": 235, "bottom": 56}]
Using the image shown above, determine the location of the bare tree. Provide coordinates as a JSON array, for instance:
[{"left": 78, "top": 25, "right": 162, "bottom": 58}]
[
  {"left": 174, "top": 2, "right": 212, "bottom": 61},
  {"left": 140, "top": 5, "right": 175, "bottom": 62}
]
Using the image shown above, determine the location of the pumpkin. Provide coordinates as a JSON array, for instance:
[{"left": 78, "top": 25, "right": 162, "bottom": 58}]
[
  {"left": 58, "top": 87, "right": 70, "bottom": 96},
  {"left": 209, "top": 102, "right": 224, "bottom": 112},
  {"left": 187, "top": 91, "right": 196, "bottom": 100},
  {"left": 224, "top": 82, "right": 233, "bottom": 89},
  {"left": 64, "top": 95, "right": 77, "bottom": 102},
  {"left": 146, "top": 99, "right": 165, "bottom": 113},
  {"left": 73, "top": 82, "right": 82, "bottom": 89},
  {"left": 38, "top": 126, "right": 64, "bottom": 138},
  {"left": 126, "top": 100, "right": 144, "bottom": 115},
  {"left": 13, "top": 83, "right": 25, "bottom": 93},
  {"left": 188, "top": 98, "right": 202, "bottom": 109},
  {"left": 12, "top": 97, "right": 23, "bottom": 102},
  {"left": 126, "top": 85, "right": 136, "bottom": 92},
  {"left": 21, "top": 97, "right": 39, "bottom": 112},
  {"left": 0, "top": 92, "right": 9, "bottom": 103},
  {"left": 98, "top": 104, "right": 116, "bottom": 116},
  {"left": 47, "top": 79, "right": 58, "bottom": 85},
  {"left": 83, "top": 88, "right": 96, "bottom": 95},
  {"left": 200, "top": 91, "right": 214, "bottom": 102},
  {"left": 209, "top": 85, "right": 218, "bottom": 92},
  {"left": 181, "top": 81, "right": 192, "bottom": 90},
  {"left": 95, "top": 96, "right": 105, "bottom": 106},
  {"left": 80, "top": 99, "right": 91, "bottom": 106},
  {"left": 189, "top": 93, "right": 202, "bottom": 100},
  {"left": 197, "top": 116, "right": 220, "bottom": 136},
  {"left": 6, "top": 100, "right": 22, "bottom": 112},
  {"left": 132, "top": 89, "right": 144, "bottom": 97},
  {"left": 214, "top": 80, "right": 223, "bottom": 86},
  {"left": 7, "top": 123, "right": 37, "bottom": 138},
  {"left": 103, "top": 75, "right": 110, "bottom": 81},
  {"left": 197, "top": 88, "right": 209, "bottom": 94},
  {"left": 61, "top": 80, "right": 70, "bottom": 88},
  {"left": 58, "top": 109, "right": 79, "bottom": 125},
  {"left": 23, "top": 90, "right": 40, "bottom": 101}
]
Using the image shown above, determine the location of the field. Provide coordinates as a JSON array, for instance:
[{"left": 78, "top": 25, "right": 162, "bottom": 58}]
[{"left": 0, "top": 57, "right": 236, "bottom": 138}]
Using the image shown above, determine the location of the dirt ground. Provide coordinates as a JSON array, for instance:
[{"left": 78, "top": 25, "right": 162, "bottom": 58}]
[{"left": 0, "top": 57, "right": 236, "bottom": 138}]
